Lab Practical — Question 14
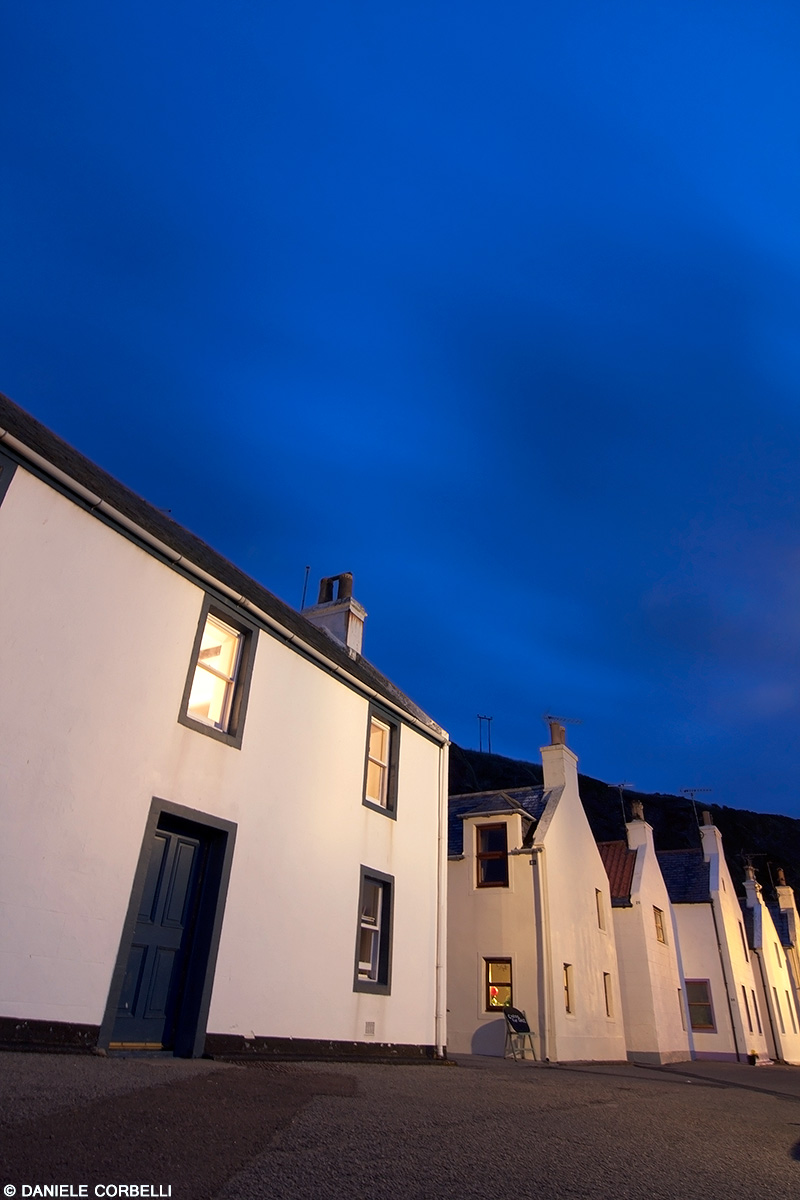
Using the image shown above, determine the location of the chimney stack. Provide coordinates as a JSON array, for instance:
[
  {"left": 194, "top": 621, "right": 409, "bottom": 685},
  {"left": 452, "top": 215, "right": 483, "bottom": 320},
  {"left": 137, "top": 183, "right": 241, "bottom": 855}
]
[{"left": 302, "top": 573, "right": 367, "bottom": 657}]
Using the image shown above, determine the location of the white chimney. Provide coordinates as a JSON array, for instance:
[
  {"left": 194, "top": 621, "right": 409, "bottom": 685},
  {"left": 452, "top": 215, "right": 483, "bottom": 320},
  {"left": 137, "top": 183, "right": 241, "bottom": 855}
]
[
  {"left": 302, "top": 573, "right": 367, "bottom": 657},
  {"left": 540, "top": 722, "right": 579, "bottom": 792}
]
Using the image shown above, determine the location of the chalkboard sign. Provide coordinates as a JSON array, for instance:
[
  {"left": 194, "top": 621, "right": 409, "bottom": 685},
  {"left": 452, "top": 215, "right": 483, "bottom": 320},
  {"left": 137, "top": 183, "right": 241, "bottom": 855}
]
[{"left": 504, "top": 1007, "right": 531, "bottom": 1034}]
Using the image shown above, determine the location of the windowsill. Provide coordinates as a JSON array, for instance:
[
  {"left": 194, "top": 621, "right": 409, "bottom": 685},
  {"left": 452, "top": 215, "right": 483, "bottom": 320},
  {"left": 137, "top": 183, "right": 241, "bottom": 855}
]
[
  {"left": 178, "top": 710, "right": 244, "bottom": 749},
  {"left": 362, "top": 797, "right": 397, "bottom": 820},
  {"left": 353, "top": 979, "right": 391, "bottom": 996}
]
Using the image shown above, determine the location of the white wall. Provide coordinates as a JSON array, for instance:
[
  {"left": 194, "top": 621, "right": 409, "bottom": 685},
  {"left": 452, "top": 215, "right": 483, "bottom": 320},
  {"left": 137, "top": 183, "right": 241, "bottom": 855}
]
[
  {"left": 613, "top": 820, "right": 690, "bottom": 1064},
  {"left": 743, "top": 878, "right": 800, "bottom": 1064},
  {"left": 0, "top": 465, "right": 445, "bottom": 1049}
]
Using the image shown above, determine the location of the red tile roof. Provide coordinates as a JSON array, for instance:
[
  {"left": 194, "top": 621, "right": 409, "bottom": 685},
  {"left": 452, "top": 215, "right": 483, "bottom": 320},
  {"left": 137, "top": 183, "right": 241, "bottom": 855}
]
[{"left": 597, "top": 840, "right": 637, "bottom": 904}]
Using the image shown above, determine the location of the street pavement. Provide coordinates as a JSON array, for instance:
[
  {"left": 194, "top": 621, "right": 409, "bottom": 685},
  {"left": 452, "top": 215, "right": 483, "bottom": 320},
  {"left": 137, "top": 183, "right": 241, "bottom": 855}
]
[{"left": 2, "top": 1051, "right": 800, "bottom": 1199}]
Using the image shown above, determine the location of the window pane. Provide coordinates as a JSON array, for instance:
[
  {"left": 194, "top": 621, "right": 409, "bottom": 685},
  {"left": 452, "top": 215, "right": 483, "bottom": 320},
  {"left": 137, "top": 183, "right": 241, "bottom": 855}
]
[
  {"left": 188, "top": 666, "right": 231, "bottom": 727},
  {"left": 479, "top": 827, "right": 507, "bottom": 854},
  {"left": 488, "top": 984, "right": 512, "bottom": 1008},
  {"left": 369, "top": 719, "right": 389, "bottom": 765},
  {"left": 361, "top": 880, "right": 382, "bottom": 925},
  {"left": 359, "top": 928, "right": 378, "bottom": 976},
  {"left": 200, "top": 616, "right": 241, "bottom": 681},
  {"left": 686, "top": 981, "right": 710, "bottom": 1005},
  {"left": 488, "top": 961, "right": 512, "bottom": 985},
  {"left": 366, "top": 759, "right": 387, "bottom": 805},
  {"left": 479, "top": 857, "right": 508, "bottom": 885}
]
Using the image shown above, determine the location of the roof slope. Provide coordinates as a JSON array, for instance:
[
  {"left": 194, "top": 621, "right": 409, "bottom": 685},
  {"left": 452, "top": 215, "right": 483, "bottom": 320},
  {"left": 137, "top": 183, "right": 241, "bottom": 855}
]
[
  {"left": 766, "top": 903, "right": 792, "bottom": 947},
  {"left": 0, "top": 392, "right": 443, "bottom": 736},
  {"left": 656, "top": 849, "right": 710, "bottom": 904},
  {"left": 448, "top": 786, "right": 548, "bottom": 856},
  {"left": 597, "top": 840, "right": 637, "bottom": 906}
]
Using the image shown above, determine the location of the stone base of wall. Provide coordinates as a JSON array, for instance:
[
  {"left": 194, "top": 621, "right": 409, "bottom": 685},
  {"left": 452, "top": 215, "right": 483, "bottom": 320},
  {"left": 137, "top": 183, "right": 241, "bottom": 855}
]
[
  {"left": 204, "top": 1033, "right": 443, "bottom": 1062},
  {"left": 0, "top": 1016, "right": 100, "bottom": 1053}
]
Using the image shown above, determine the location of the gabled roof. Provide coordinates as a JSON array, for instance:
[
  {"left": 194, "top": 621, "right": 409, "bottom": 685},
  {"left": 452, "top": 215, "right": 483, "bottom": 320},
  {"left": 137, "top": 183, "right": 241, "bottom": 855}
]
[
  {"left": 597, "top": 840, "right": 637, "bottom": 906},
  {"left": 448, "top": 787, "right": 548, "bottom": 856},
  {"left": 656, "top": 849, "right": 710, "bottom": 904},
  {"left": 0, "top": 393, "right": 444, "bottom": 738}
]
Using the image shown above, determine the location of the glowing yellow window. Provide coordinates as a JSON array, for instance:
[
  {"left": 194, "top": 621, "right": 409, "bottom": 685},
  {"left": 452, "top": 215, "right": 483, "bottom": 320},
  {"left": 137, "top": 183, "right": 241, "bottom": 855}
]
[
  {"left": 187, "top": 614, "right": 242, "bottom": 731},
  {"left": 486, "top": 959, "right": 513, "bottom": 1010},
  {"left": 366, "top": 717, "right": 391, "bottom": 807}
]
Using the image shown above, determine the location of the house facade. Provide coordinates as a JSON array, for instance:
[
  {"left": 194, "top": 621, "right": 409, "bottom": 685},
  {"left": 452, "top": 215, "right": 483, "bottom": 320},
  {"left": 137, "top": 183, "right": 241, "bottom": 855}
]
[
  {"left": 742, "top": 866, "right": 800, "bottom": 1064},
  {"left": 447, "top": 726, "right": 627, "bottom": 1062},
  {"left": 0, "top": 394, "right": 449, "bottom": 1058},
  {"left": 598, "top": 803, "right": 690, "bottom": 1064}
]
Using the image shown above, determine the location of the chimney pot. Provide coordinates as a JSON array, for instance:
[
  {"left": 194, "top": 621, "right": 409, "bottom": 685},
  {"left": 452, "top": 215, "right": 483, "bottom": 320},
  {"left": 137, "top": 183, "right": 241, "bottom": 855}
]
[
  {"left": 549, "top": 720, "right": 566, "bottom": 746},
  {"left": 702, "top": 810, "right": 713, "bottom": 826},
  {"left": 631, "top": 799, "right": 644, "bottom": 821},
  {"left": 304, "top": 572, "right": 366, "bottom": 656},
  {"left": 778, "top": 868, "right": 787, "bottom": 887}
]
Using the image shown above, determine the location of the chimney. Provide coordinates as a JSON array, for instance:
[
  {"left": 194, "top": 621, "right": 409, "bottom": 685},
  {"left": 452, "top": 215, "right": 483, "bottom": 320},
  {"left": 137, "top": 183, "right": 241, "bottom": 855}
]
[
  {"left": 540, "top": 723, "right": 579, "bottom": 793},
  {"left": 743, "top": 861, "right": 762, "bottom": 910},
  {"left": 302, "top": 573, "right": 367, "bottom": 657},
  {"left": 631, "top": 799, "right": 645, "bottom": 822}
]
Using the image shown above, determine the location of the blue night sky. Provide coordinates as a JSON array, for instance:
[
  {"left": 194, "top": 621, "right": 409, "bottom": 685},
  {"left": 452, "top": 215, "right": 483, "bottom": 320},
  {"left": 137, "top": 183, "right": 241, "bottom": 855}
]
[{"left": 3, "top": 2, "right": 800, "bottom": 815}]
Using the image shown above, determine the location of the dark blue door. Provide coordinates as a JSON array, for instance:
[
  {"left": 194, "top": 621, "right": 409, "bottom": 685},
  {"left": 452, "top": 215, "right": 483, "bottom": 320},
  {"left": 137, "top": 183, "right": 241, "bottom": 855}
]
[{"left": 111, "top": 826, "right": 207, "bottom": 1049}]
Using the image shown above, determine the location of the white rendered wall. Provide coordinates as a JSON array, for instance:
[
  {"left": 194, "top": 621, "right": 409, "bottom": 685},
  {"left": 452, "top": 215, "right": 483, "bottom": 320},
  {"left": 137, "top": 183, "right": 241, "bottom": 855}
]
[
  {"left": 743, "top": 881, "right": 800, "bottom": 1064},
  {"left": 613, "top": 820, "right": 690, "bottom": 1064},
  {"left": 0, "top": 465, "right": 445, "bottom": 1048},
  {"left": 446, "top": 813, "right": 537, "bottom": 1056},
  {"left": 537, "top": 746, "right": 627, "bottom": 1063}
]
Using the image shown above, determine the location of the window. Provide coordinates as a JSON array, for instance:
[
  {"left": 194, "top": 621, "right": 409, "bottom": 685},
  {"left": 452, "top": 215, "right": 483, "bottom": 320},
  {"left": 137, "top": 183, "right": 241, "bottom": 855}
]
[
  {"left": 563, "top": 963, "right": 574, "bottom": 1014},
  {"left": 773, "top": 987, "right": 786, "bottom": 1034},
  {"left": 738, "top": 921, "right": 749, "bottom": 962},
  {"left": 775, "top": 942, "right": 783, "bottom": 968},
  {"left": 686, "top": 980, "right": 715, "bottom": 1031},
  {"left": 179, "top": 599, "right": 257, "bottom": 749},
  {"left": 787, "top": 991, "right": 798, "bottom": 1035},
  {"left": 354, "top": 868, "right": 393, "bottom": 994},
  {"left": 742, "top": 985, "right": 753, "bottom": 1033},
  {"left": 485, "top": 959, "right": 512, "bottom": 1010},
  {"left": 476, "top": 824, "right": 509, "bottom": 888},
  {"left": 363, "top": 707, "right": 399, "bottom": 816},
  {"left": 595, "top": 889, "right": 605, "bottom": 930},
  {"left": 678, "top": 989, "right": 686, "bottom": 1031},
  {"left": 654, "top": 907, "right": 667, "bottom": 944},
  {"left": 603, "top": 972, "right": 613, "bottom": 1018},
  {"left": 752, "top": 989, "right": 763, "bottom": 1035}
]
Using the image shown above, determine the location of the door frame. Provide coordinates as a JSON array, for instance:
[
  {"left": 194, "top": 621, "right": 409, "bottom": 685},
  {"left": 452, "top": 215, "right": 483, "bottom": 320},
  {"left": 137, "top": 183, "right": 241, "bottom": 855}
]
[{"left": 99, "top": 798, "right": 237, "bottom": 1057}]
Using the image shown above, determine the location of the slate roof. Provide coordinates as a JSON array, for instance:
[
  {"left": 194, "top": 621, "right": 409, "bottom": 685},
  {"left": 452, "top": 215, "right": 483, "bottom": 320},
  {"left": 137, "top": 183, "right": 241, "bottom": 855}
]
[
  {"left": 656, "top": 849, "right": 711, "bottom": 904},
  {"left": 597, "top": 840, "right": 637, "bottom": 906},
  {"left": 448, "top": 787, "right": 548, "bottom": 856},
  {"left": 766, "top": 903, "right": 792, "bottom": 947},
  {"left": 0, "top": 393, "right": 444, "bottom": 737}
]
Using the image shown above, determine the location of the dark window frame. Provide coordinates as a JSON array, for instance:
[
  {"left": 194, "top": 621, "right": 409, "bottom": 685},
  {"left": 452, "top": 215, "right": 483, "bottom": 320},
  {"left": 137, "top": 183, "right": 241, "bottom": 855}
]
[
  {"left": 362, "top": 704, "right": 400, "bottom": 819},
  {"left": 484, "top": 957, "right": 513, "bottom": 1012},
  {"left": 686, "top": 979, "right": 715, "bottom": 1031},
  {"left": 353, "top": 866, "right": 394, "bottom": 995},
  {"left": 476, "top": 823, "right": 509, "bottom": 888},
  {"left": 178, "top": 595, "right": 258, "bottom": 750}
]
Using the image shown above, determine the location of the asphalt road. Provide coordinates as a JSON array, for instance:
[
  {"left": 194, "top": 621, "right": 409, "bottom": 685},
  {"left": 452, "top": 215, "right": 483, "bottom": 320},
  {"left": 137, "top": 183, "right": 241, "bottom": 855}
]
[{"left": 2, "top": 1053, "right": 800, "bottom": 1199}]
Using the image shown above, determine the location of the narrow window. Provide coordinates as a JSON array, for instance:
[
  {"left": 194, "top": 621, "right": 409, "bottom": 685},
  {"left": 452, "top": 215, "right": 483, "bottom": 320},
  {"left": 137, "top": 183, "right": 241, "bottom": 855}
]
[
  {"left": 653, "top": 907, "right": 667, "bottom": 944},
  {"left": 179, "top": 600, "right": 257, "bottom": 748},
  {"left": 595, "top": 889, "right": 605, "bottom": 930},
  {"left": 485, "top": 959, "right": 512, "bottom": 1011},
  {"left": 363, "top": 707, "right": 399, "bottom": 815},
  {"left": 563, "top": 963, "right": 574, "bottom": 1014},
  {"left": 742, "top": 985, "right": 753, "bottom": 1033},
  {"left": 603, "top": 972, "right": 613, "bottom": 1018},
  {"left": 775, "top": 943, "right": 783, "bottom": 968},
  {"left": 353, "top": 868, "right": 393, "bottom": 994},
  {"left": 773, "top": 987, "right": 786, "bottom": 1034},
  {"left": 678, "top": 988, "right": 686, "bottom": 1031},
  {"left": 738, "top": 921, "right": 749, "bottom": 962},
  {"left": 787, "top": 991, "right": 798, "bottom": 1035},
  {"left": 752, "top": 989, "right": 763, "bottom": 1035},
  {"left": 477, "top": 825, "right": 509, "bottom": 888},
  {"left": 686, "top": 980, "right": 715, "bottom": 1031}
]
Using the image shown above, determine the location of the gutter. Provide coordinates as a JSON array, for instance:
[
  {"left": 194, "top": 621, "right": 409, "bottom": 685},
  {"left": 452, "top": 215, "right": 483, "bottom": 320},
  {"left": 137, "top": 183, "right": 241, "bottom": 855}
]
[
  {"left": 0, "top": 426, "right": 448, "bottom": 747},
  {"left": 510, "top": 843, "right": 553, "bottom": 1061},
  {"left": 434, "top": 740, "right": 450, "bottom": 1057}
]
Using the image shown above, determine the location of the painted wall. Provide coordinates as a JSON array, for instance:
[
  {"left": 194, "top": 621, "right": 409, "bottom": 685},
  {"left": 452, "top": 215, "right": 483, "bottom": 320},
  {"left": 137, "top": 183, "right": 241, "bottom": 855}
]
[
  {"left": 0, "top": 464, "right": 446, "bottom": 1049},
  {"left": 743, "top": 876, "right": 800, "bottom": 1064},
  {"left": 612, "top": 819, "right": 690, "bottom": 1064}
]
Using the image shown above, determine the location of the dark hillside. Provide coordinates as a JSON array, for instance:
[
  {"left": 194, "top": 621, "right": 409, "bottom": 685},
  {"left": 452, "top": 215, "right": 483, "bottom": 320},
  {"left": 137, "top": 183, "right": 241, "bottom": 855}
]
[{"left": 449, "top": 744, "right": 800, "bottom": 895}]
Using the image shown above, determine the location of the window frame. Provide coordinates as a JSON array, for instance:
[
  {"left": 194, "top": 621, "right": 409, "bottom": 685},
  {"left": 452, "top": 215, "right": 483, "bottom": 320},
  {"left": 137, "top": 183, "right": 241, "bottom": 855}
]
[
  {"left": 595, "top": 889, "right": 605, "bottom": 930},
  {"left": 476, "top": 823, "right": 509, "bottom": 888},
  {"left": 362, "top": 705, "right": 400, "bottom": 818},
  {"left": 178, "top": 596, "right": 258, "bottom": 749},
  {"left": 685, "top": 979, "right": 715, "bottom": 1031},
  {"left": 353, "top": 866, "right": 394, "bottom": 995},
  {"left": 603, "top": 971, "right": 613, "bottom": 1018},
  {"left": 484, "top": 957, "right": 513, "bottom": 1012},
  {"left": 563, "top": 963, "right": 574, "bottom": 1015},
  {"left": 653, "top": 906, "right": 667, "bottom": 944}
]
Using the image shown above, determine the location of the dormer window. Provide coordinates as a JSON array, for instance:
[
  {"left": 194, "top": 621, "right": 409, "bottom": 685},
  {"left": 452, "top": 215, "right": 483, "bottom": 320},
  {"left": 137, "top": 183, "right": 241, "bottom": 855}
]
[{"left": 477, "top": 824, "right": 509, "bottom": 887}]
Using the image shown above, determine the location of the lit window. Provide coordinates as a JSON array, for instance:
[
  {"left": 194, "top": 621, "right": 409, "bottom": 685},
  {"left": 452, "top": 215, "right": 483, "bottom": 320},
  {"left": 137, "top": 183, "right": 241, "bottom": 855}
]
[
  {"left": 686, "top": 980, "right": 714, "bottom": 1030},
  {"left": 363, "top": 708, "right": 399, "bottom": 815},
  {"left": 485, "top": 959, "right": 512, "bottom": 1010},
  {"left": 654, "top": 907, "right": 667, "bottom": 944},
  {"left": 354, "top": 868, "right": 393, "bottom": 994},
  {"left": 477, "top": 825, "right": 509, "bottom": 888},
  {"left": 179, "top": 600, "right": 256, "bottom": 748}
]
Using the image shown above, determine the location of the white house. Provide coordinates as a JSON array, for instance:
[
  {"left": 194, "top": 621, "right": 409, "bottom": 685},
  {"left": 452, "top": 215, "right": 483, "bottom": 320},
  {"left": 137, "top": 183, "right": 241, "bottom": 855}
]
[
  {"left": 447, "top": 725, "right": 627, "bottom": 1062},
  {"left": 741, "top": 865, "right": 800, "bottom": 1064},
  {"left": 657, "top": 815, "right": 769, "bottom": 1063},
  {"left": 597, "top": 801, "right": 690, "bottom": 1065},
  {"left": 0, "top": 393, "right": 449, "bottom": 1059}
]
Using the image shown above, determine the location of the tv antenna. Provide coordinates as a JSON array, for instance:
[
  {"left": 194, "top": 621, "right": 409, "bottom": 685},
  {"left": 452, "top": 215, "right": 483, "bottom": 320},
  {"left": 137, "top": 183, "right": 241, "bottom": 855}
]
[
  {"left": 681, "top": 787, "right": 711, "bottom": 827},
  {"left": 300, "top": 565, "right": 311, "bottom": 611},
  {"left": 477, "top": 714, "right": 493, "bottom": 754},
  {"left": 612, "top": 782, "right": 634, "bottom": 825}
]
